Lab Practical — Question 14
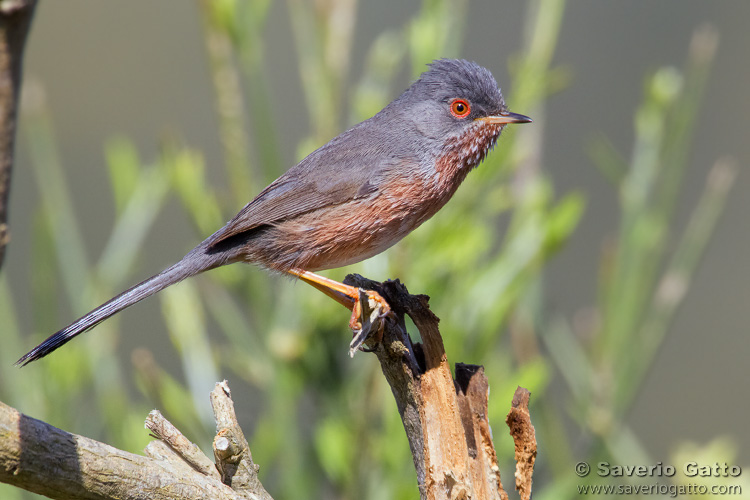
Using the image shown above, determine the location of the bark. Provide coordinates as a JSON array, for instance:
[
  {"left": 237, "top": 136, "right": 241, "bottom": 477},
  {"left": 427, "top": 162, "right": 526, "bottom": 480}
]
[{"left": 0, "top": 0, "right": 37, "bottom": 270}]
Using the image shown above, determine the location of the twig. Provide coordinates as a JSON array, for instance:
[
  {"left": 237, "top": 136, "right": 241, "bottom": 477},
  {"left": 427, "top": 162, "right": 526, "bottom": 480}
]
[
  {"left": 211, "top": 380, "right": 273, "bottom": 499},
  {"left": 145, "top": 409, "right": 221, "bottom": 480}
]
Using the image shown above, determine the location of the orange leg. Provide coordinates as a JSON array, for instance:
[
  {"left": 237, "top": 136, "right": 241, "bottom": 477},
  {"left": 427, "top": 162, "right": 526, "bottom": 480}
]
[
  {"left": 288, "top": 268, "right": 391, "bottom": 353},
  {"left": 288, "top": 268, "right": 359, "bottom": 310}
]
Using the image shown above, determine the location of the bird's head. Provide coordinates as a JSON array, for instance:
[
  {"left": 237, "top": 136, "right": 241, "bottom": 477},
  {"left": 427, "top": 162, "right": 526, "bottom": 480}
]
[{"left": 389, "top": 59, "right": 531, "bottom": 169}]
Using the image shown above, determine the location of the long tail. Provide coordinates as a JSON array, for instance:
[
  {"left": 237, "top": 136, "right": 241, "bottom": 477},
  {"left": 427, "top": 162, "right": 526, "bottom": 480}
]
[{"left": 16, "top": 249, "right": 220, "bottom": 366}]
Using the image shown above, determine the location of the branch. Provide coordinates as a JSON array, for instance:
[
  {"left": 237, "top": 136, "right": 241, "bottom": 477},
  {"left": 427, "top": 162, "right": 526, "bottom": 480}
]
[
  {"left": 0, "top": 382, "right": 272, "bottom": 500},
  {"left": 145, "top": 410, "right": 220, "bottom": 479},
  {"left": 506, "top": 387, "right": 537, "bottom": 500},
  {"left": 344, "top": 274, "right": 537, "bottom": 500},
  {"left": 209, "top": 381, "right": 272, "bottom": 499},
  {"left": 0, "top": 0, "right": 37, "bottom": 270}
]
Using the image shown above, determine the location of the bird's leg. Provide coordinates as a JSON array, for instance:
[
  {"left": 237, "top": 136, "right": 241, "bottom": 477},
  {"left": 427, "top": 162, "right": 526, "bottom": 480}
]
[
  {"left": 288, "top": 268, "right": 391, "bottom": 354},
  {"left": 288, "top": 268, "right": 357, "bottom": 310}
]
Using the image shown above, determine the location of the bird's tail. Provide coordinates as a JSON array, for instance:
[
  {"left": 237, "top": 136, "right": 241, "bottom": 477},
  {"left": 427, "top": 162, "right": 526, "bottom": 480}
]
[{"left": 16, "top": 250, "right": 218, "bottom": 366}]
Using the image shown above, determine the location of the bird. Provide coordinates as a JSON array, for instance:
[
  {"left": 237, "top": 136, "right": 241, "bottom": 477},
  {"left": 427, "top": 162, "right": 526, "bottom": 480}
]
[{"left": 17, "top": 58, "right": 531, "bottom": 366}]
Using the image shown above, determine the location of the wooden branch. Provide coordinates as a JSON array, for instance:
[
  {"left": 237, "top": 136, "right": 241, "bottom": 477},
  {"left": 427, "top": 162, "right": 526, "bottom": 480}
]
[
  {"left": 145, "top": 410, "right": 220, "bottom": 479},
  {"left": 0, "top": 382, "right": 271, "bottom": 500},
  {"left": 0, "top": 0, "right": 37, "bottom": 270},
  {"left": 506, "top": 387, "right": 537, "bottom": 500},
  {"left": 210, "top": 381, "right": 272, "bottom": 499},
  {"left": 456, "top": 363, "right": 508, "bottom": 500},
  {"left": 344, "top": 274, "right": 537, "bottom": 500}
]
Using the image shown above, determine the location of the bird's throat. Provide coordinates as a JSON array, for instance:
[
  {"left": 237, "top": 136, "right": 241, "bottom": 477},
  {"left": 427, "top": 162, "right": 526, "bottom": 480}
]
[{"left": 434, "top": 122, "right": 503, "bottom": 192}]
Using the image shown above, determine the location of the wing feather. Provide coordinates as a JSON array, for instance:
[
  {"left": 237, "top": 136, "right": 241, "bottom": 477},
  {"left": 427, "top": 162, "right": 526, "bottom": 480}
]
[{"left": 206, "top": 125, "right": 390, "bottom": 247}]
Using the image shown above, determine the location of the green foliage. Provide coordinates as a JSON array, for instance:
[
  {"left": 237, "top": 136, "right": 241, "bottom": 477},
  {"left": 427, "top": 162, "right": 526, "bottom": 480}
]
[
  {"left": 0, "top": 3, "right": 735, "bottom": 500},
  {"left": 541, "top": 26, "right": 736, "bottom": 499}
]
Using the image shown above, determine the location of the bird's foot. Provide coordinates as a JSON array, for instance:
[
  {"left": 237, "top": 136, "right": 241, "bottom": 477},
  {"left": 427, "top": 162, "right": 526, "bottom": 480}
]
[
  {"left": 288, "top": 268, "right": 392, "bottom": 355},
  {"left": 348, "top": 288, "right": 392, "bottom": 356}
]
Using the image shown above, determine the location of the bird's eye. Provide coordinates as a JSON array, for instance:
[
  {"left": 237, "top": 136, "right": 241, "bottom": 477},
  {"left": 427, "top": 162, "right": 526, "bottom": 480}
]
[{"left": 450, "top": 98, "right": 471, "bottom": 119}]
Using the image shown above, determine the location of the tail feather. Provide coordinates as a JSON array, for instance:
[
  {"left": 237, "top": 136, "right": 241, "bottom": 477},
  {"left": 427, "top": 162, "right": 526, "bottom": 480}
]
[{"left": 16, "top": 253, "right": 214, "bottom": 366}]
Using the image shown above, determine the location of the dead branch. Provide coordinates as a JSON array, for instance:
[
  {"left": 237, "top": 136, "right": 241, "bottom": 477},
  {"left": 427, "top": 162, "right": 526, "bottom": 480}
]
[
  {"left": 506, "top": 387, "right": 537, "bottom": 500},
  {"left": 0, "top": 383, "right": 269, "bottom": 500},
  {"left": 145, "top": 409, "right": 220, "bottom": 479},
  {"left": 0, "top": 0, "right": 37, "bottom": 270},
  {"left": 345, "top": 274, "right": 537, "bottom": 500},
  {"left": 209, "top": 381, "right": 272, "bottom": 499}
]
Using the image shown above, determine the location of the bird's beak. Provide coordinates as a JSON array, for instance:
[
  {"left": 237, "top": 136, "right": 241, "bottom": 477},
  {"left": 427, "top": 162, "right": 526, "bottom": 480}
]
[{"left": 478, "top": 111, "right": 532, "bottom": 125}]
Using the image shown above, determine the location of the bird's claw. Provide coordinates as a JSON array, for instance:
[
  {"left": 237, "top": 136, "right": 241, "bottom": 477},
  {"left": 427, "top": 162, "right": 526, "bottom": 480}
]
[{"left": 348, "top": 288, "right": 392, "bottom": 356}]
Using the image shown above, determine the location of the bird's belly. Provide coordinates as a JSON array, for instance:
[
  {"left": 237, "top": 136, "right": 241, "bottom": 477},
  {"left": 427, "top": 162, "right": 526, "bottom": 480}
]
[{"left": 254, "top": 184, "right": 448, "bottom": 272}]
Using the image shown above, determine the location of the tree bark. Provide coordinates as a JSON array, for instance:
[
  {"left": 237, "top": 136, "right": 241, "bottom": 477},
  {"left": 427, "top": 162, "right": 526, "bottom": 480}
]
[{"left": 0, "top": 0, "right": 37, "bottom": 270}]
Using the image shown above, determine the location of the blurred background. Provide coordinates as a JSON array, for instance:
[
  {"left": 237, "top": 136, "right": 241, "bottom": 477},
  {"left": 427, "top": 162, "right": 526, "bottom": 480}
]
[{"left": 1, "top": 0, "right": 748, "bottom": 499}]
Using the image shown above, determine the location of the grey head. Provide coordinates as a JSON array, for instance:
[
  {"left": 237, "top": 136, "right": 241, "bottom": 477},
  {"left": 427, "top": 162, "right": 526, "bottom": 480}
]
[
  {"left": 383, "top": 59, "right": 523, "bottom": 138},
  {"left": 369, "top": 59, "right": 531, "bottom": 169},
  {"left": 410, "top": 59, "right": 507, "bottom": 118}
]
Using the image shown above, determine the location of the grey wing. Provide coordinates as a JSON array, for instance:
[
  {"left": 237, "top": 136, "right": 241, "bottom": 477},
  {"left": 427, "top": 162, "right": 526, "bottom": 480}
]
[{"left": 206, "top": 138, "right": 386, "bottom": 247}]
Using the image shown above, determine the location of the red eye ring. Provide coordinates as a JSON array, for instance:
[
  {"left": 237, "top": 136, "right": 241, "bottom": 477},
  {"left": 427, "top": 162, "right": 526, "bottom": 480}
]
[{"left": 450, "top": 98, "right": 471, "bottom": 118}]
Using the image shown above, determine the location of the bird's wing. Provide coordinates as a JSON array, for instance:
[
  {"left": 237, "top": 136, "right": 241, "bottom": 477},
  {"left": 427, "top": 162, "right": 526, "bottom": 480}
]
[{"left": 207, "top": 135, "right": 386, "bottom": 247}]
